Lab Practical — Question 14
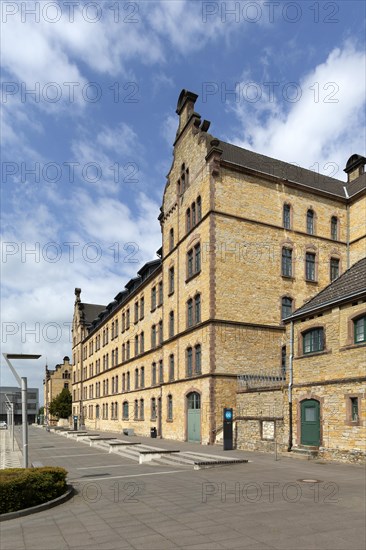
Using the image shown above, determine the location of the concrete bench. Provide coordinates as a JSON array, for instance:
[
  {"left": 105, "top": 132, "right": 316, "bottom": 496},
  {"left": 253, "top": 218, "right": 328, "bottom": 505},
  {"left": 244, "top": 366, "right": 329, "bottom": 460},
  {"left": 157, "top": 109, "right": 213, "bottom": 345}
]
[
  {"left": 138, "top": 450, "right": 180, "bottom": 464},
  {"left": 122, "top": 429, "right": 135, "bottom": 436}
]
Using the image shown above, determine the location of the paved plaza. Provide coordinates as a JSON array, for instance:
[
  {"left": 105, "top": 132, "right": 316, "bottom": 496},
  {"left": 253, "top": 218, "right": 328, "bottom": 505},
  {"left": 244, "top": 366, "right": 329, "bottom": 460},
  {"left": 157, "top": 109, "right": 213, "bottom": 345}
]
[{"left": 0, "top": 426, "right": 365, "bottom": 550}]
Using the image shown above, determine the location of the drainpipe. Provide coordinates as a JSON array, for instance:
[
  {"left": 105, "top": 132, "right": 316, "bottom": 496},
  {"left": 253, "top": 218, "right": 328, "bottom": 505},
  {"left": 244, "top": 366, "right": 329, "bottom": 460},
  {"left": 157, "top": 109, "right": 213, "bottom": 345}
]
[
  {"left": 343, "top": 186, "right": 350, "bottom": 269},
  {"left": 288, "top": 321, "right": 294, "bottom": 451}
]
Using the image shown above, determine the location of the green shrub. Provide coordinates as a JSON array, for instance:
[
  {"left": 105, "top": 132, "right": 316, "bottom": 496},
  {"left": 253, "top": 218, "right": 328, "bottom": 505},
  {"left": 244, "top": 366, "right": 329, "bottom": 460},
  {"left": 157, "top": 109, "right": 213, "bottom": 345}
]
[{"left": 0, "top": 467, "right": 67, "bottom": 514}]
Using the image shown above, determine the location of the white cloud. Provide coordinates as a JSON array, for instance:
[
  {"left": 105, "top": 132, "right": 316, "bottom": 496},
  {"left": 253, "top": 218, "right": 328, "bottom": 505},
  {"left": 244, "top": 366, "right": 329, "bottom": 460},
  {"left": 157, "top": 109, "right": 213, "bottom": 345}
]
[{"left": 229, "top": 44, "right": 366, "bottom": 180}]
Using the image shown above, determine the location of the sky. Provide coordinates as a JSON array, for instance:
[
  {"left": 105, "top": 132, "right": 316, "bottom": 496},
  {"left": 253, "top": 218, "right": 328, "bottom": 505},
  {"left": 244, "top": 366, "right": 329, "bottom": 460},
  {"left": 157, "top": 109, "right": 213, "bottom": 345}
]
[{"left": 1, "top": 0, "right": 365, "bottom": 400}]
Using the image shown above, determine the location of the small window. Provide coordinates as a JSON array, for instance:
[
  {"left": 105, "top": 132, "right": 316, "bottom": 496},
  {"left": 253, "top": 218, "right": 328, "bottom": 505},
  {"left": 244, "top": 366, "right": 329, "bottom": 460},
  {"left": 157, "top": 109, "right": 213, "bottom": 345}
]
[
  {"left": 151, "top": 325, "right": 156, "bottom": 348},
  {"left": 140, "top": 399, "right": 144, "bottom": 420},
  {"left": 134, "top": 335, "right": 139, "bottom": 356},
  {"left": 169, "top": 311, "right": 174, "bottom": 338},
  {"left": 303, "top": 328, "right": 324, "bottom": 354},
  {"left": 186, "top": 208, "right": 191, "bottom": 232},
  {"left": 195, "top": 294, "right": 201, "bottom": 323},
  {"left": 281, "top": 345, "right": 286, "bottom": 377},
  {"left": 140, "top": 297, "right": 144, "bottom": 320},
  {"left": 151, "top": 398, "right": 156, "bottom": 420},
  {"left": 169, "top": 354, "right": 174, "bottom": 381},
  {"left": 197, "top": 196, "right": 202, "bottom": 221},
  {"left": 167, "top": 395, "right": 173, "bottom": 421},
  {"left": 331, "top": 216, "right": 338, "bottom": 240},
  {"left": 305, "top": 252, "right": 316, "bottom": 281},
  {"left": 306, "top": 209, "right": 314, "bottom": 234},
  {"left": 192, "top": 202, "right": 196, "bottom": 226},
  {"left": 195, "top": 344, "right": 201, "bottom": 374},
  {"left": 134, "top": 400, "right": 138, "bottom": 420},
  {"left": 152, "top": 363, "right": 156, "bottom": 385},
  {"left": 187, "top": 250, "right": 193, "bottom": 278},
  {"left": 159, "top": 360, "right": 163, "bottom": 383},
  {"left": 187, "top": 347, "right": 193, "bottom": 377},
  {"left": 169, "top": 228, "right": 174, "bottom": 251},
  {"left": 135, "top": 368, "right": 139, "bottom": 389},
  {"left": 169, "top": 267, "right": 175, "bottom": 294},
  {"left": 350, "top": 397, "right": 359, "bottom": 422},
  {"left": 126, "top": 309, "right": 130, "bottom": 329},
  {"left": 281, "top": 297, "right": 293, "bottom": 320},
  {"left": 282, "top": 247, "right": 292, "bottom": 277},
  {"left": 140, "top": 367, "right": 145, "bottom": 388},
  {"left": 158, "top": 281, "right": 163, "bottom": 305},
  {"left": 330, "top": 258, "right": 339, "bottom": 281},
  {"left": 195, "top": 244, "right": 201, "bottom": 273},
  {"left": 127, "top": 371, "right": 130, "bottom": 390},
  {"left": 151, "top": 287, "right": 157, "bottom": 310},
  {"left": 354, "top": 316, "right": 366, "bottom": 344},
  {"left": 283, "top": 204, "right": 291, "bottom": 229},
  {"left": 140, "top": 331, "right": 144, "bottom": 353},
  {"left": 158, "top": 320, "right": 163, "bottom": 344},
  {"left": 187, "top": 299, "right": 193, "bottom": 327}
]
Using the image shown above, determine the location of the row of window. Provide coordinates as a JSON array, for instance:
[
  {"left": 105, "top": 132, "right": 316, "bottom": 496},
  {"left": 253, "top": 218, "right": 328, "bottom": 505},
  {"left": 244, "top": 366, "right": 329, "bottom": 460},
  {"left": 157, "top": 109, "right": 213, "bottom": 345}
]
[
  {"left": 281, "top": 247, "right": 340, "bottom": 282},
  {"left": 87, "top": 395, "right": 174, "bottom": 422},
  {"left": 301, "top": 315, "right": 366, "bottom": 355},
  {"left": 283, "top": 204, "right": 339, "bottom": 240}
]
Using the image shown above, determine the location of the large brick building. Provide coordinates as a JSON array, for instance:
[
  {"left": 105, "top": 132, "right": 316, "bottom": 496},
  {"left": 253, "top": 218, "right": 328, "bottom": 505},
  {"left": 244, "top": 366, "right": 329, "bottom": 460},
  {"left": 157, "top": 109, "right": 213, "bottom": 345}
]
[
  {"left": 44, "top": 356, "right": 73, "bottom": 425},
  {"left": 71, "top": 90, "right": 366, "bottom": 459}
]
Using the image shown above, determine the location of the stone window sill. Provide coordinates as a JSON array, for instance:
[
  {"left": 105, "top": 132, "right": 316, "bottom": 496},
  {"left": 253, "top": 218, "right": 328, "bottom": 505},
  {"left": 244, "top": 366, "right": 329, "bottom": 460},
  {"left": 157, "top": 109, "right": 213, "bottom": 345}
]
[{"left": 296, "top": 349, "right": 331, "bottom": 359}]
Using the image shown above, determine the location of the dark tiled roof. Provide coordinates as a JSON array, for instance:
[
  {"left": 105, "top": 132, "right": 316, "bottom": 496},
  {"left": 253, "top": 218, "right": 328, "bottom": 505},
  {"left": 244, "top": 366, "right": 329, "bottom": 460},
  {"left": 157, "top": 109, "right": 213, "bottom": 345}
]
[
  {"left": 347, "top": 173, "right": 366, "bottom": 198},
  {"left": 287, "top": 258, "right": 366, "bottom": 319},
  {"left": 218, "top": 140, "right": 350, "bottom": 198},
  {"left": 80, "top": 303, "right": 106, "bottom": 325}
]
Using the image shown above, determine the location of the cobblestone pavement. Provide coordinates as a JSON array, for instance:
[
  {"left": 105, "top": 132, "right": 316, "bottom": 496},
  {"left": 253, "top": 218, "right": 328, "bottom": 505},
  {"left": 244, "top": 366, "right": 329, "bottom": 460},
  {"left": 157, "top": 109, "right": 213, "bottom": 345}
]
[
  {"left": 0, "top": 428, "right": 22, "bottom": 469},
  {"left": 0, "top": 426, "right": 365, "bottom": 550}
]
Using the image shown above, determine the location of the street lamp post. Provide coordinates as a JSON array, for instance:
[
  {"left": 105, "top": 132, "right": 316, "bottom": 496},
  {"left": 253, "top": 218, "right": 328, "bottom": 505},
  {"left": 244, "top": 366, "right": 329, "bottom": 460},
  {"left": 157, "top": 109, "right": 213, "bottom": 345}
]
[{"left": 3, "top": 354, "right": 41, "bottom": 468}]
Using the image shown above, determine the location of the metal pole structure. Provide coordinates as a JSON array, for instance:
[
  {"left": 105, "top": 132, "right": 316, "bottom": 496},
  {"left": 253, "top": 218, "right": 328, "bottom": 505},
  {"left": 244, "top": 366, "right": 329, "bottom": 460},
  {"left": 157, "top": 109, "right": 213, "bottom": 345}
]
[
  {"left": 5, "top": 395, "right": 15, "bottom": 452},
  {"left": 21, "top": 377, "right": 28, "bottom": 468},
  {"left": 3, "top": 354, "right": 41, "bottom": 469}
]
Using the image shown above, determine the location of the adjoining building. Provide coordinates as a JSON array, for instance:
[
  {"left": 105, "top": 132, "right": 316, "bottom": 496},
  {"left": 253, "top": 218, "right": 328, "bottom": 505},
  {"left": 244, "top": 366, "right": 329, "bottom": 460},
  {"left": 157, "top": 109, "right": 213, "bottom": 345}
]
[
  {"left": 71, "top": 89, "right": 365, "bottom": 459},
  {"left": 43, "top": 356, "right": 72, "bottom": 425},
  {"left": 0, "top": 386, "right": 39, "bottom": 424}
]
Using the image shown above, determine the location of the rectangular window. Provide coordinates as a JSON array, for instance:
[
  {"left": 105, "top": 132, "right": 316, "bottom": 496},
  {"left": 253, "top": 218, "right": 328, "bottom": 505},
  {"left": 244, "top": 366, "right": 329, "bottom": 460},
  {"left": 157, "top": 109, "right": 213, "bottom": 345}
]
[
  {"left": 187, "top": 300, "right": 193, "bottom": 327},
  {"left": 152, "top": 363, "right": 156, "bottom": 385},
  {"left": 303, "top": 328, "right": 324, "bottom": 354},
  {"left": 158, "top": 281, "right": 163, "bottom": 305},
  {"left": 283, "top": 204, "right": 291, "bottom": 229},
  {"left": 282, "top": 248, "right": 292, "bottom": 277},
  {"left": 151, "top": 398, "right": 156, "bottom": 420},
  {"left": 134, "top": 302, "right": 139, "bottom": 323},
  {"left": 169, "top": 311, "right": 174, "bottom": 338},
  {"left": 354, "top": 316, "right": 366, "bottom": 343},
  {"left": 195, "top": 345, "right": 201, "bottom": 374},
  {"left": 169, "top": 267, "right": 174, "bottom": 294},
  {"left": 122, "top": 312, "right": 125, "bottom": 332},
  {"left": 331, "top": 216, "right": 338, "bottom": 240},
  {"left": 187, "top": 348, "right": 193, "bottom": 377},
  {"left": 151, "top": 287, "right": 157, "bottom": 310},
  {"left": 126, "top": 309, "right": 130, "bottom": 329},
  {"left": 134, "top": 335, "right": 139, "bottom": 356},
  {"left": 330, "top": 258, "right": 339, "bottom": 281},
  {"left": 140, "top": 332, "right": 144, "bottom": 353},
  {"left": 159, "top": 320, "right": 163, "bottom": 344},
  {"left": 140, "top": 297, "right": 144, "bottom": 320},
  {"left": 169, "top": 355, "right": 174, "bottom": 381},
  {"left": 195, "top": 294, "right": 201, "bottom": 323},
  {"left": 151, "top": 325, "right": 156, "bottom": 348},
  {"left": 167, "top": 396, "right": 173, "bottom": 421},
  {"left": 194, "top": 244, "right": 201, "bottom": 273},
  {"left": 307, "top": 210, "right": 314, "bottom": 234},
  {"left": 306, "top": 252, "right": 316, "bottom": 281},
  {"left": 140, "top": 367, "right": 145, "bottom": 389},
  {"left": 159, "top": 360, "right": 163, "bottom": 383},
  {"left": 187, "top": 250, "right": 193, "bottom": 278},
  {"left": 351, "top": 397, "right": 359, "bottom": 421}
]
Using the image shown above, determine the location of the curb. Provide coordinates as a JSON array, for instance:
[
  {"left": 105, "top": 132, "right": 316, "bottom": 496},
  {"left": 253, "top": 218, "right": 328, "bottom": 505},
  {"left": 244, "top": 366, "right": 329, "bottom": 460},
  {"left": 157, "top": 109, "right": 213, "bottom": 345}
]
[{"left": 0, "top": 485, "right": 74, "bottom": 522}]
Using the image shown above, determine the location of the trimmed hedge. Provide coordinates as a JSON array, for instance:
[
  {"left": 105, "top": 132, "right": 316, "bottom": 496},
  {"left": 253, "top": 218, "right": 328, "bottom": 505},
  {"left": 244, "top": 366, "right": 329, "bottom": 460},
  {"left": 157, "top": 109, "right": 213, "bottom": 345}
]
[{"left": 0, "top": 467, "right": 67, "bottom": 514}]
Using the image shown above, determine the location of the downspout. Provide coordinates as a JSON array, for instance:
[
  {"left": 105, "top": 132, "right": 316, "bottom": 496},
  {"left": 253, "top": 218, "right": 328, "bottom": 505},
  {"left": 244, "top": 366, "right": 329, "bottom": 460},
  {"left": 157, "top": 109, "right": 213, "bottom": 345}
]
[
  {"left": 344, "top": 185, "right": 350, "bottom": 269},
  {"left": 288, "top": 320, "right": 294, "bottom": 452}
]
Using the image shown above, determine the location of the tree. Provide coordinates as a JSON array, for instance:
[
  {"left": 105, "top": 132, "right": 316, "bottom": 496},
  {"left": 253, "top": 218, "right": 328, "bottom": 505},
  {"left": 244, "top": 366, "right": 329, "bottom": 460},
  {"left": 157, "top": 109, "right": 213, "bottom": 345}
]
[
  {"left": 38, "top": 406, "right": 44, "bottom": 416},
  {"left": 49, "top": 388, "right": 72, "bottom": 419}
]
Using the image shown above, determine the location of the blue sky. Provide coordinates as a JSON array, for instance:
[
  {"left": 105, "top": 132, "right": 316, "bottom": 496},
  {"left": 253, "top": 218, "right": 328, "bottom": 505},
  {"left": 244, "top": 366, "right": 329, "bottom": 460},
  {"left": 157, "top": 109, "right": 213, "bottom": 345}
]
[{"left": 1, "top": 0, "right": 365, "bottom": 396}]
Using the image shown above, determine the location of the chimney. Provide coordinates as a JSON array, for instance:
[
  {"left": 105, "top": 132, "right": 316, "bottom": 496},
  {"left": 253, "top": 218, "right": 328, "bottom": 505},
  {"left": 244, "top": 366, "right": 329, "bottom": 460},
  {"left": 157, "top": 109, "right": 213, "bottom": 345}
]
[
  {"left": 75, "top": 288, "right": 81, "bottom": 303},
  {"left": 176, "top": 89, "right": 199, "bottom": 136},
  {"left": 344, "top": 154, "right": 366, "bottom": 183}
]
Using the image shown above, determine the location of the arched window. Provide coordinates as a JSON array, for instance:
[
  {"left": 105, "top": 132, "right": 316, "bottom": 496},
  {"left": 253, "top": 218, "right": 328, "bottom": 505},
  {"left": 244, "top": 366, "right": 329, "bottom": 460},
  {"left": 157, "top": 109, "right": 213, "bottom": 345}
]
[
  {"left": 134, "top": 400, "right": 138, "bottom": 420},
  {"left": 195, "top": 294, "right": 201, "bottom": 323},
  {"left": 123, "top": 400, "right": 129, "bottom": 420},
  {"left": 187, "top": 392, "right": 200, "bottom": 409},
  {"left": 306, "top": 209, "right": 314, "bottom": 234},
  {"left": 281, "top": 247, "right": 293, "bottom": 277},
  {"left": 187, "top": 299, "right": 193, "bottom": 327},
  {"left": 135, "top": 368, "right": 139, "bottom": 389}
]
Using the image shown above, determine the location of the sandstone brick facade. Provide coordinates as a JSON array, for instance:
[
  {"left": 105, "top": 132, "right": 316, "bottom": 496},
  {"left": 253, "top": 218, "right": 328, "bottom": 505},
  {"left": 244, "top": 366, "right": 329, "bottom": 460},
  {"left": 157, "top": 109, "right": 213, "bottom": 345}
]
[
  {"left": 44, "top": 356, "right": 72, "bottom": 425},
  {"left": 71, "top": 90, "right": 365, "bottom": 462}
]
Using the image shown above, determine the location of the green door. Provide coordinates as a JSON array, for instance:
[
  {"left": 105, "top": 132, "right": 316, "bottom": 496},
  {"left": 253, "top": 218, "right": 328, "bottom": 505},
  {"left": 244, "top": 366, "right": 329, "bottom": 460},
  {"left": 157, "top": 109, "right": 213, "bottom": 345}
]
[
  {"left": 187, "top": 392, "right": 201, "bottom": 442},
  {"left": 301, "top": 399, "right": 320, "bottom": 446}
]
